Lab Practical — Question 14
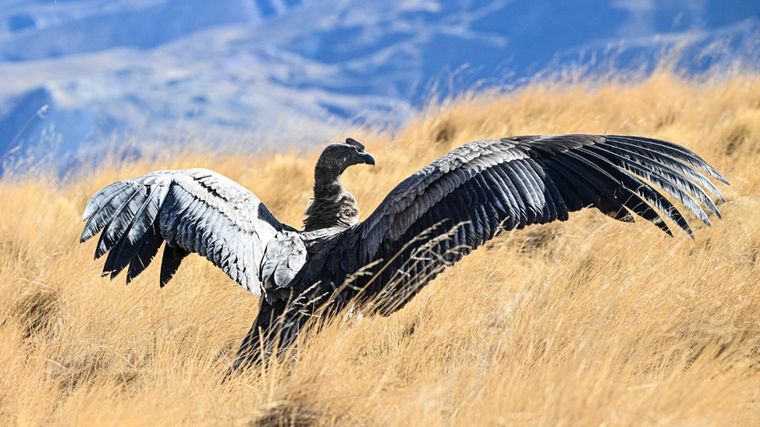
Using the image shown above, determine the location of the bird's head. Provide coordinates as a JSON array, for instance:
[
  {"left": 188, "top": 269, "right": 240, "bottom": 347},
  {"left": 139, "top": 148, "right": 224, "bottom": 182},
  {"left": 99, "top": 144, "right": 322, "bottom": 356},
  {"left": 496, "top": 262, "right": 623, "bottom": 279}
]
[{"left": 316, "top": 138, "right": 375, "bottom": 178}]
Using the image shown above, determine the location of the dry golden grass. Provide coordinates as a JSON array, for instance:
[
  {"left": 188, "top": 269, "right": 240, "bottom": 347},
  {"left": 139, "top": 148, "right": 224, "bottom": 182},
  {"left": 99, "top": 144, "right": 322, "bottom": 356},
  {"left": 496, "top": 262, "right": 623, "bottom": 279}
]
[{"left": 1, "top": 73, "right": 759, "bottom": 426}]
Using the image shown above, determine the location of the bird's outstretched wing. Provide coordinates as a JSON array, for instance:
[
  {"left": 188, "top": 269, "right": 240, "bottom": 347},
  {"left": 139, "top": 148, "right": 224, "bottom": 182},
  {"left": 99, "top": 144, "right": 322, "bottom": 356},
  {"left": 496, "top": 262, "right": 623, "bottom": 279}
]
[
  {"left": 301, "top": 135, "right": 728, "bottom": 315},
  {"left": 80, "top": 168, "right": 291, "bottom": 295}
]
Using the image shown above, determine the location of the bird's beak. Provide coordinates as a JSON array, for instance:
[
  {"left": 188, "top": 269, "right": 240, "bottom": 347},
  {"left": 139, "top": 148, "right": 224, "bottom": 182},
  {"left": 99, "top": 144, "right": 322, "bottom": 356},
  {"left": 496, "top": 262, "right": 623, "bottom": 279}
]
[{"left": 359, "top": 152, "right": 375, "bottom": 166}]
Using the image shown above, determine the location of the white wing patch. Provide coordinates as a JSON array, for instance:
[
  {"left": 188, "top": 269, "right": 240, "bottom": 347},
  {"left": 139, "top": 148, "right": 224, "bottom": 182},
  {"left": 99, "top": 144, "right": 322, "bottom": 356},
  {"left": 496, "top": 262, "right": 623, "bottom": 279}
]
[{"left": 81, "top": 168, "right": 289, "bottom": 296}]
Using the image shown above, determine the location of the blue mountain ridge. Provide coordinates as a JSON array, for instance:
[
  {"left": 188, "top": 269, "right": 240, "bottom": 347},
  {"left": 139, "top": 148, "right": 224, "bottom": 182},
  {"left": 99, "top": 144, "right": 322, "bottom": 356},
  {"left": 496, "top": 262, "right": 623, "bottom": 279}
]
[{"left": 0, "top": 0, "right": 758, "bottom": 172}]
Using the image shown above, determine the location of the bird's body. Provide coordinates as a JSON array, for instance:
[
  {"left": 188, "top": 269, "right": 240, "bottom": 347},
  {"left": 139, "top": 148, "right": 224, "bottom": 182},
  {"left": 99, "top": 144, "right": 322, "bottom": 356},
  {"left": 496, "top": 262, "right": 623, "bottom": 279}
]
[{"left": 80, "top": 134, "right": 728, "bottom": 374}]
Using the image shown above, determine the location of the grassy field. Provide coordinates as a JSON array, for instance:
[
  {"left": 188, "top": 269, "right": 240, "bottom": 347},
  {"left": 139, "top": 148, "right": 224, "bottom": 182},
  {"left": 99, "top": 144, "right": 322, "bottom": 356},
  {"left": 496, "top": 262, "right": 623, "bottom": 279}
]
[{"left": 1, "top": 73, "right": 759, "bottom": 426}]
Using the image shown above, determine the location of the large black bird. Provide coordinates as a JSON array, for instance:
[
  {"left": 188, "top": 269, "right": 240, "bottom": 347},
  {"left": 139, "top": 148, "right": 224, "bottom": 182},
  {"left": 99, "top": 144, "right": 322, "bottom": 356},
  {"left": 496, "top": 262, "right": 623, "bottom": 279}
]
[{"left": 80, "top": 135, "right": 728, "bottom": 372}]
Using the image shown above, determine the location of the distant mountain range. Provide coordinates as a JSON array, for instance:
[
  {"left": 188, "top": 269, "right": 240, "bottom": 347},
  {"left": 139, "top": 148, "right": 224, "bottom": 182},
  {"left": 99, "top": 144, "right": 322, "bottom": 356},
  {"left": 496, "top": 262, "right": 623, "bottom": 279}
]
[{"left": 0, "top": 0, "right": 758, "bottom": 171}]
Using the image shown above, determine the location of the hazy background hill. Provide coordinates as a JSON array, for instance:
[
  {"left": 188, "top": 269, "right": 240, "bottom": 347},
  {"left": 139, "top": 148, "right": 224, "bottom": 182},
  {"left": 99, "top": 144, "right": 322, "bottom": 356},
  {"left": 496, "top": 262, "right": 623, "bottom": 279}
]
[{"left": 1, "top": 0, "right": 759, "bottom": 171}]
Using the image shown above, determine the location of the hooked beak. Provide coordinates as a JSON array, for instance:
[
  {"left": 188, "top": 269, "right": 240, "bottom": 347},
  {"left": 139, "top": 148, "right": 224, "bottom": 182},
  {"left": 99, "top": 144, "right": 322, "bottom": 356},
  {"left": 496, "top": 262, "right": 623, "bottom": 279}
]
[{"left": 359, "top": 152, "right": 375, "bottom": 166}]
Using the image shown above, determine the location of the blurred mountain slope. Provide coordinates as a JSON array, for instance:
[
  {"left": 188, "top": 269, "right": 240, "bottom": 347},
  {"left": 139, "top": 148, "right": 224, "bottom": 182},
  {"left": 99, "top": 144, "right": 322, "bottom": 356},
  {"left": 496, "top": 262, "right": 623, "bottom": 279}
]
[{"left": 0, "top": 0, "right": 758, "bottom": 169}]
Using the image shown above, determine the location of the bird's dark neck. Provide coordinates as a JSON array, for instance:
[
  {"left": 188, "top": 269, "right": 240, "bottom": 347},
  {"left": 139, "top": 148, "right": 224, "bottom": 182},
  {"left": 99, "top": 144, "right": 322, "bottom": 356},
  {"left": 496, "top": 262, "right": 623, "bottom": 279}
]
[{"left": 303, "top": 169, "right": 359, "bottom": 231}]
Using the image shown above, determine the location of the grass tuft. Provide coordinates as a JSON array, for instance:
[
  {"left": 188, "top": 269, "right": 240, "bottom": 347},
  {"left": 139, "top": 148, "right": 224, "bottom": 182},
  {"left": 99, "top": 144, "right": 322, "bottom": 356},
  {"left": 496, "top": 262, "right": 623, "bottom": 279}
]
[{"left": 1, "top": 72, "right": 759, "bottom": 425}]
